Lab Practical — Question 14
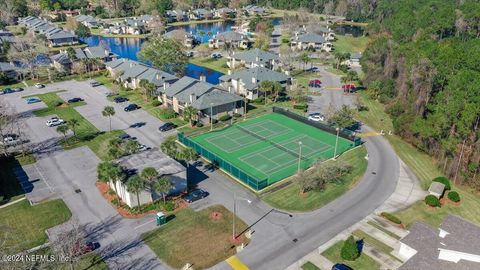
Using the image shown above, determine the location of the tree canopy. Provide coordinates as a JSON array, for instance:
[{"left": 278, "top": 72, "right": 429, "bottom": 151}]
[{"left": 138, "top": 37, "right": 188, "bottom": 75}]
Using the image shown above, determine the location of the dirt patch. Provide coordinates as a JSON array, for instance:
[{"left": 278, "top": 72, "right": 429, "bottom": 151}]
[{"left": 209, "top": 211, "right": 223, "bottom": 221}]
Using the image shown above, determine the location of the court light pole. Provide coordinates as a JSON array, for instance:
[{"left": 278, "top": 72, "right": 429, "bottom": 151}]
[
  {"left": 334, "top": 127, "right": 340, "bottom": 159},
  {"left": 210, "top": 102, "right": 214, "bottom": 131},
  {"left": 233, "top": 192, "right": 251, "bottom": 239},
  {"left": 244, "top": 96, "right": 247, "bottom": 120},
  {"left": 297, "top": 141, "right": 303, "bottom": 173}
]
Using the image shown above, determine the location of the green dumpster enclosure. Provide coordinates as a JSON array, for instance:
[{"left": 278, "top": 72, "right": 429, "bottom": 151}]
[{"left": 156, "top": 212, "right": 166, "bottom": 226}]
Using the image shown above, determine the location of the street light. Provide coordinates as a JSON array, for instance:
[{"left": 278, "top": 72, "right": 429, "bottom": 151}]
[
  {"left": 297, "top": 141, "right": 302, "bottom": 173},
  {"left": 244, "top": 96, "right": 247, "bottom": 120},
  {"left": 334, "top": 127, "right": 340, "bottom": 159},
  {"left": 210, "top": 102, "right": 214, "bottom": 131},
  {"left": 233, "top": 192, "right": 251, "bottom": 239}
]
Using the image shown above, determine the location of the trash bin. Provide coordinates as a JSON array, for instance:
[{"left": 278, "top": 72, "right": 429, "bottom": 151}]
[{"left": 156, "top": 212, "right": 166, "bottom": 226}]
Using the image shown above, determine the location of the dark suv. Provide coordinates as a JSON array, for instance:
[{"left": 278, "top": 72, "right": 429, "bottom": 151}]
[
  {"left": 158, "top": 122, "right": 177, "bottom": 132},
  {"left": 184, "top": 189, "right": 208, "bottom": 203},
  {"left": 124, "top": 103, "right": 139, "bottom": 112},
  {"left": 114, "top": 97, "right": 128, "bottom": 103}
]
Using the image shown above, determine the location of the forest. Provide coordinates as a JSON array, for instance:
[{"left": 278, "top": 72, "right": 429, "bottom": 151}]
[{"left": 361, "top": 0, "right": 480, "bottom": 188}]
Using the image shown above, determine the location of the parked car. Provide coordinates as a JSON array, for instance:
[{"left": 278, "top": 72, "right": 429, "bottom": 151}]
[
  {"left": 46, "top": 117, "right": 65, "bottom": 127},
  {"left": 119, "top": 133, "right": 132, "bottom": 140},
  {"left": 158, "top": 122, "right": 177, "bottom": 132},
  {"left": 114, "top": 96, "right": 128, "bottom": 103},
  {"left": 130, "top": 122, "right": 146, "bottom": 128},
  {"left": 26, "top": 97, "right": 41, "bottom": 104},
  {"left": 73, "top": 242, "right": 99, "bottom": 257},
  {"left": 332, "top": 263, "right": 353, "bottom": 270},
  {"left": 210, "top": 52, "right": 222, "bottom": 59},
  {"left": 184, "top": 189, "right": 209, "bottom": 203},
  {"left": 89, "top": 81, "right": 102, "bottom": 87},
  {"left": 35, "top": 83, "right": 44, "bottom": 89},
  {"left": 104, "top": 92, "right": 116, "bottom": 97},
  {"left": 68, "top": 97, "right": 84, "bottom": 103},
  {"left": 124, "top": 103, "right": 139, "bottom": 112},
  {"left": 13, "top": 87, "right": 24, "bottom": 92},
  {"left": 185, "top": 51, "right": 194, "bottom": 57},
  {"left": 308, "top": 113, "right": 325, "bottom": 122},
  {"left": 137, "top": 144, "right": 151, "bottom": 152},
  {"left": 3, "top": 88, "right": 14, "bottom": 94},
  {"left": 1, "top": 136, "right": 19, "bottom": 146}
]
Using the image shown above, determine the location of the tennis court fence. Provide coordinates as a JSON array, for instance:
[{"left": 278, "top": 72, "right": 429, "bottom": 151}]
[
  {"left": 272, "top": 106, "right": 362, "bottom": 146},
  {"left": 177, "top": 132, "right": 269, "bottom": 190}
]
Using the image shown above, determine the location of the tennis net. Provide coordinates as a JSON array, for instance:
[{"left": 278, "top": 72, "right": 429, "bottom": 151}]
[{"left": 236, "top": 125, "right": 307, "bottom": 160}]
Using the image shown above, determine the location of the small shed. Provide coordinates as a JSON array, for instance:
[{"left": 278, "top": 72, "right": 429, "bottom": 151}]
[{"left": 428, "top": 182, "right": 445, "bottom": 198}]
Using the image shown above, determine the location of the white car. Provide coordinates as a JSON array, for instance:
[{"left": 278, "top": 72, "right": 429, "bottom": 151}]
[
  {"left": 137, "top": 144, "right": 150, "bottom": 152},
  {"left": 308, "top": 113, "right": 325, "bottom": 122},
  {"left": 1, "top": 136, "right": 19, "bottom": 146},
  {"left": 35, "top": 83, "right": 45, "bottom": 89},
  {"left": 46, "top": 117, "right": 65, "bottom": 127}
]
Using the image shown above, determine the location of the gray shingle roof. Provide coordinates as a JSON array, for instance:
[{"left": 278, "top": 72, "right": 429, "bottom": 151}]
[
  {"left": 216, "top": 31, "right": 246, "bottom": 42},
  {"left": 400, "top": 215, "right": 480, "bottom": 270},
  {"left": 232, "top": 48, "right": 278, "bottom": 64},
  {"left": 192, "top": 89, "right": 242, "bottom": 110},
  {"left": 136, "top": 68, "right": 177, "bottom": 87},
  {"left": 296, "top": 33, "right": 325, "bottom": 44},
  {"left": 51, "top": 53, "right": 71, "bottom": 65},
  {"left": 0, "top": 62, "right": 15, "bottom": 72},
  {"left": 116, "top": 149, "right": 185, "bottom": 176},
  {"left": 220, "top": 67, "right": 290, "bottom": 90},
  {"left": 108, "top": 59, "right": 178, "bottom": 86},
  {"left": 163, "top": 76, "right": 198, "bottom": 97}
]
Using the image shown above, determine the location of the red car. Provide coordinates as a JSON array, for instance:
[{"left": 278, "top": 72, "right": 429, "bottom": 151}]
[
  {"left": 342, "top": 84, "right": 356, "bottom": 93},
  {"left": 73, "top": 242, "right": 98, "bottom": 256},
  {"left": 309, "top": 79, "right": 322, "bottom": 88}
]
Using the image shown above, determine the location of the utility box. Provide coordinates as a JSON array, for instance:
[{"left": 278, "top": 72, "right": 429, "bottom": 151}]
[{"left": 156, "top": 212, "right": 166, "bottom": 226}]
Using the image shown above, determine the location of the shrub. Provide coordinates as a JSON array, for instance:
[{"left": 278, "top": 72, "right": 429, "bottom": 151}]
[
  {"left": 293, "top": 104, "right": 308, "bottom": 110},
  {"left": 233, "top": 113, "right": 242, "bottom": 118},
  {"left": 196, "top": 122, "right": 204, "bottom": 127},
  {"left": 432, "top": 176, "right": 451, "bottom": 190},
  {"left": 253, "top": 97, "right": 264, "bottom": 104},
  {"left": 211, "top": 119, "right": 218, "bottom": 124},
  {"left": 151, "top": 100, "right": 161, "bottom": 107},
  {"left": 111, "top": 198, "right": 120, "bottom": 206},
  {"left": 447, "top": 191, "right": 461, "bottom": 202},
  {"left": 55, "top": 101, "right": 64, "bottom": 107},
  {"left": 159, "top": 108, "right": 176, "bottom": 119},
  {"left": 380, "top": 212, "right": 402, "bottom": 224},
  {"left": 159, "top": 201, "right": 175, "bottom": 212},
  {"left": 425, "top": 195, "right": 441, "bottom": 207},
  {"left": 107, "top": 189, "right": 116, "bottom": 196},
  {"left": 219, "top": 114, "right": 231, "bottom": 121},
  {"left": 341, "top": 236, "right": 359, "bottom": 261}
]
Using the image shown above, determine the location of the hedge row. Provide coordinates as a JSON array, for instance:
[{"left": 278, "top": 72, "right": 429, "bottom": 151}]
[{"left": 380, "top": 212, "right": 402, "bottom": 224}]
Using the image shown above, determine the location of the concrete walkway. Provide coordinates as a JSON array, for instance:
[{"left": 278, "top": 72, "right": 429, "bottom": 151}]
[
  {"left": 361, "top": 242, "right": 402, "bottom": 269},
  {"left": 0, "top": 196, "right": 26, "bottom": 209},
  {"left": 369, "top": 216, "right": 409, "bottom": 238},
  {"left": 376, "top": 160, "right": 426, "bottom": 213},
  {"left": 357, "top": 222, "right": 399, "bottom": 248}
]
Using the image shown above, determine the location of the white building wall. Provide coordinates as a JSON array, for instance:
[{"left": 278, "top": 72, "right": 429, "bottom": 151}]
[
  {"left": 398, "top": 243, "right": 418, "bottom": 261},
  {"left": 438, "top": 249, "right": 480, "bottom": 263}
]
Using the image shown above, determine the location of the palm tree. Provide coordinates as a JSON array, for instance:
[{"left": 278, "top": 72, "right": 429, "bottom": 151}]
[
  {"left": 160, "top": 136, "right": 179, "bottom": 158},
  {"left": 97, "top": 162, "right": 124, "bottom": 200},
  {"left": 102, "top": 106, "right": 115, "bottom": 132},
  {"left": 183, "top": 106, "right": 198, "bottom": 127},
  {"left": 140, "top": 167, "right": 159, "bottom": 184},
  {"left": 154, "top": 176, "right": 173, "bottom": 203},
  {"left": 298, "top": 52, "right": 310, "bottom": 71},
  {"left": 126, "top": 175, "right": 145, "bottom": 208},
  {"left": 56, "top": 125, "right": 70, "bottom": 143},
  {"left": 67, "top": 119, "right": 80, "bottom": 139}
]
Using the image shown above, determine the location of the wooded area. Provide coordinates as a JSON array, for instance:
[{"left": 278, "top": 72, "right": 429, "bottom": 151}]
[{"left": 361, "top": 0, "right": 480, "bottom": 188}]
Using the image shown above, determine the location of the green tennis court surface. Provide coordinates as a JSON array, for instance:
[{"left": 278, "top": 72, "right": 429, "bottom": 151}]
[{"left": 191, "top": 113, "right": 356, "bottom": 187}]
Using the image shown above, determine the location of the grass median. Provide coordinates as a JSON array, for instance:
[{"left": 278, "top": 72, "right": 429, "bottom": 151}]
[
  {"left": 188, "top": 57, "right": 228, "bottom": 73},
  {"left": 322, "top": 240, "right": 380, "bottom": 270},
  {"left": 142, "top": 205, "right": 249, "bottom": 269},
  {"left": 333, "top": 35, "right": 370, "bottom": 54},
  {"left": 262, "top": 146, "right": 368, "bottom": 212},
  {"left": 0, "top": 199, "right": 71, "bottom": 252}
]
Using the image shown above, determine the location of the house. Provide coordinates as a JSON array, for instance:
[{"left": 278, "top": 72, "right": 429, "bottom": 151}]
[
  {"left": 107, "top": 17, "right": 150, "bottom": 35},
  {"left": 345, "top": 52, "right": 362, "bottom": 67},
  {"left": 160, "top": 76, "right": 244, "bottom": 121},
  {"left": 428, "top": 182, "right": 445, "bottom": 198},
  {"left": 296, "top": 25, "right": 336, "bottom": 41},
  {"left": 114, "top": 149, "right": 187, "bottom": 208},
  {"left": 164, "top": 29, "right": 195, "bottom": 48},
  {"left": 75, "top": 14, "right": 102, "bottom": 28},
  {"left": 0, "top": 62, "right": 19, "bottom": 81},
  {"left": 219, "top": 67, "right": 291, "bottom": 100},
  {"left": 397, "top": 215, "right": 480, "bottom": 270},
  {"left": 165, "top": 10, "right": 188, "bottom": 22},
  {"left": 72, "top": 46, "right": 118, "bottom": 62},
  {"left": 227, "top": 48, "right": 279, "bottom": 70},
  {"left": 290, "top": 32, "right": 332, "bottom": 51},
  {"left": 50, "top": 53, "right": 72, "bottom": 72},
  {"left": 105, "top": 58, "right": 178, "bottom": 89},
  {"left": 0, "top": 30, "right": 14, "bottom": 45},
  {"left": 208, "top": 31, "right": 250, "bottom": 49},
  {"left": 190, "top": 8, "right": 213, "bottom": 20},
  {"left": 214, "top": 7, "right": 236, "bottom": 19},
  {"left": 19, "top": 16, "right": 78, "bottom": 47},
  {"left": 243, "top": 5, "right": 268, "bottom": 16}
]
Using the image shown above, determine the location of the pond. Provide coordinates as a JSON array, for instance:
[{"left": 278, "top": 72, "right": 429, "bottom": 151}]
[
  {"left": 333, "top": 24, "right": 364, "bottom": 37},
  {"left": 80, "top": 35, "right": 224, "bottom": 84}
]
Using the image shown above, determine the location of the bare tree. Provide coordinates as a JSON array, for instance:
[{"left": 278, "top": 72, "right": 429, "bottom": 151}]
[
  {"left": 50, "top": 221, "right": 85, "bottom": 270},
  {"left": 8, "top": 33, "right": 48, "bottom": 80}
]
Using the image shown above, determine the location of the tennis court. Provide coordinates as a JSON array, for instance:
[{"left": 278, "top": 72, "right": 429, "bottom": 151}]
[{"left": 189, "top": 112, "right": 356, "bottom": 188}]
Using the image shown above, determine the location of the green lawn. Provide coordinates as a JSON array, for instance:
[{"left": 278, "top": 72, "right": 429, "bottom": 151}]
[
  {"left": 14, "top": 153, "right": 37, "bottom": 165},
  {"left": 0, "top": 199, "right": 71, "bottom": 252},
  {"left": 322, "top": 240, "right": 380, "bottom": 270},
  {"left": 95, "top": 75, "right": 187, "bottom": 126},
  {"left": 301, "top": 261, "right": 320, "bottom": 270},
  {"left": 291, "top": 69, "right": 321, "bottom": 89},
  {"left": 142, "top": 205, "right": 249, "bottom": 270},
  {"left": 189, "top": 57, "right": 228, "bottom": 73},
  {"left": 356, "top": 91, "right": 480, "bottom": 227},
  {"left": 333, "top": 35, "right": 370, "bottom": 54},
  {"left": 352, "top": 229, "right": 399, "bottom": 260},
  {"left": 262, "top": 146, "right": 367, "bottom": 211}
]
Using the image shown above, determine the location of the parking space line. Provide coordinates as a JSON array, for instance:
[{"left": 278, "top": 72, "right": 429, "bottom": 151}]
[{"left": 226, "top": 256, "right": 250, "bottom": 270}]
